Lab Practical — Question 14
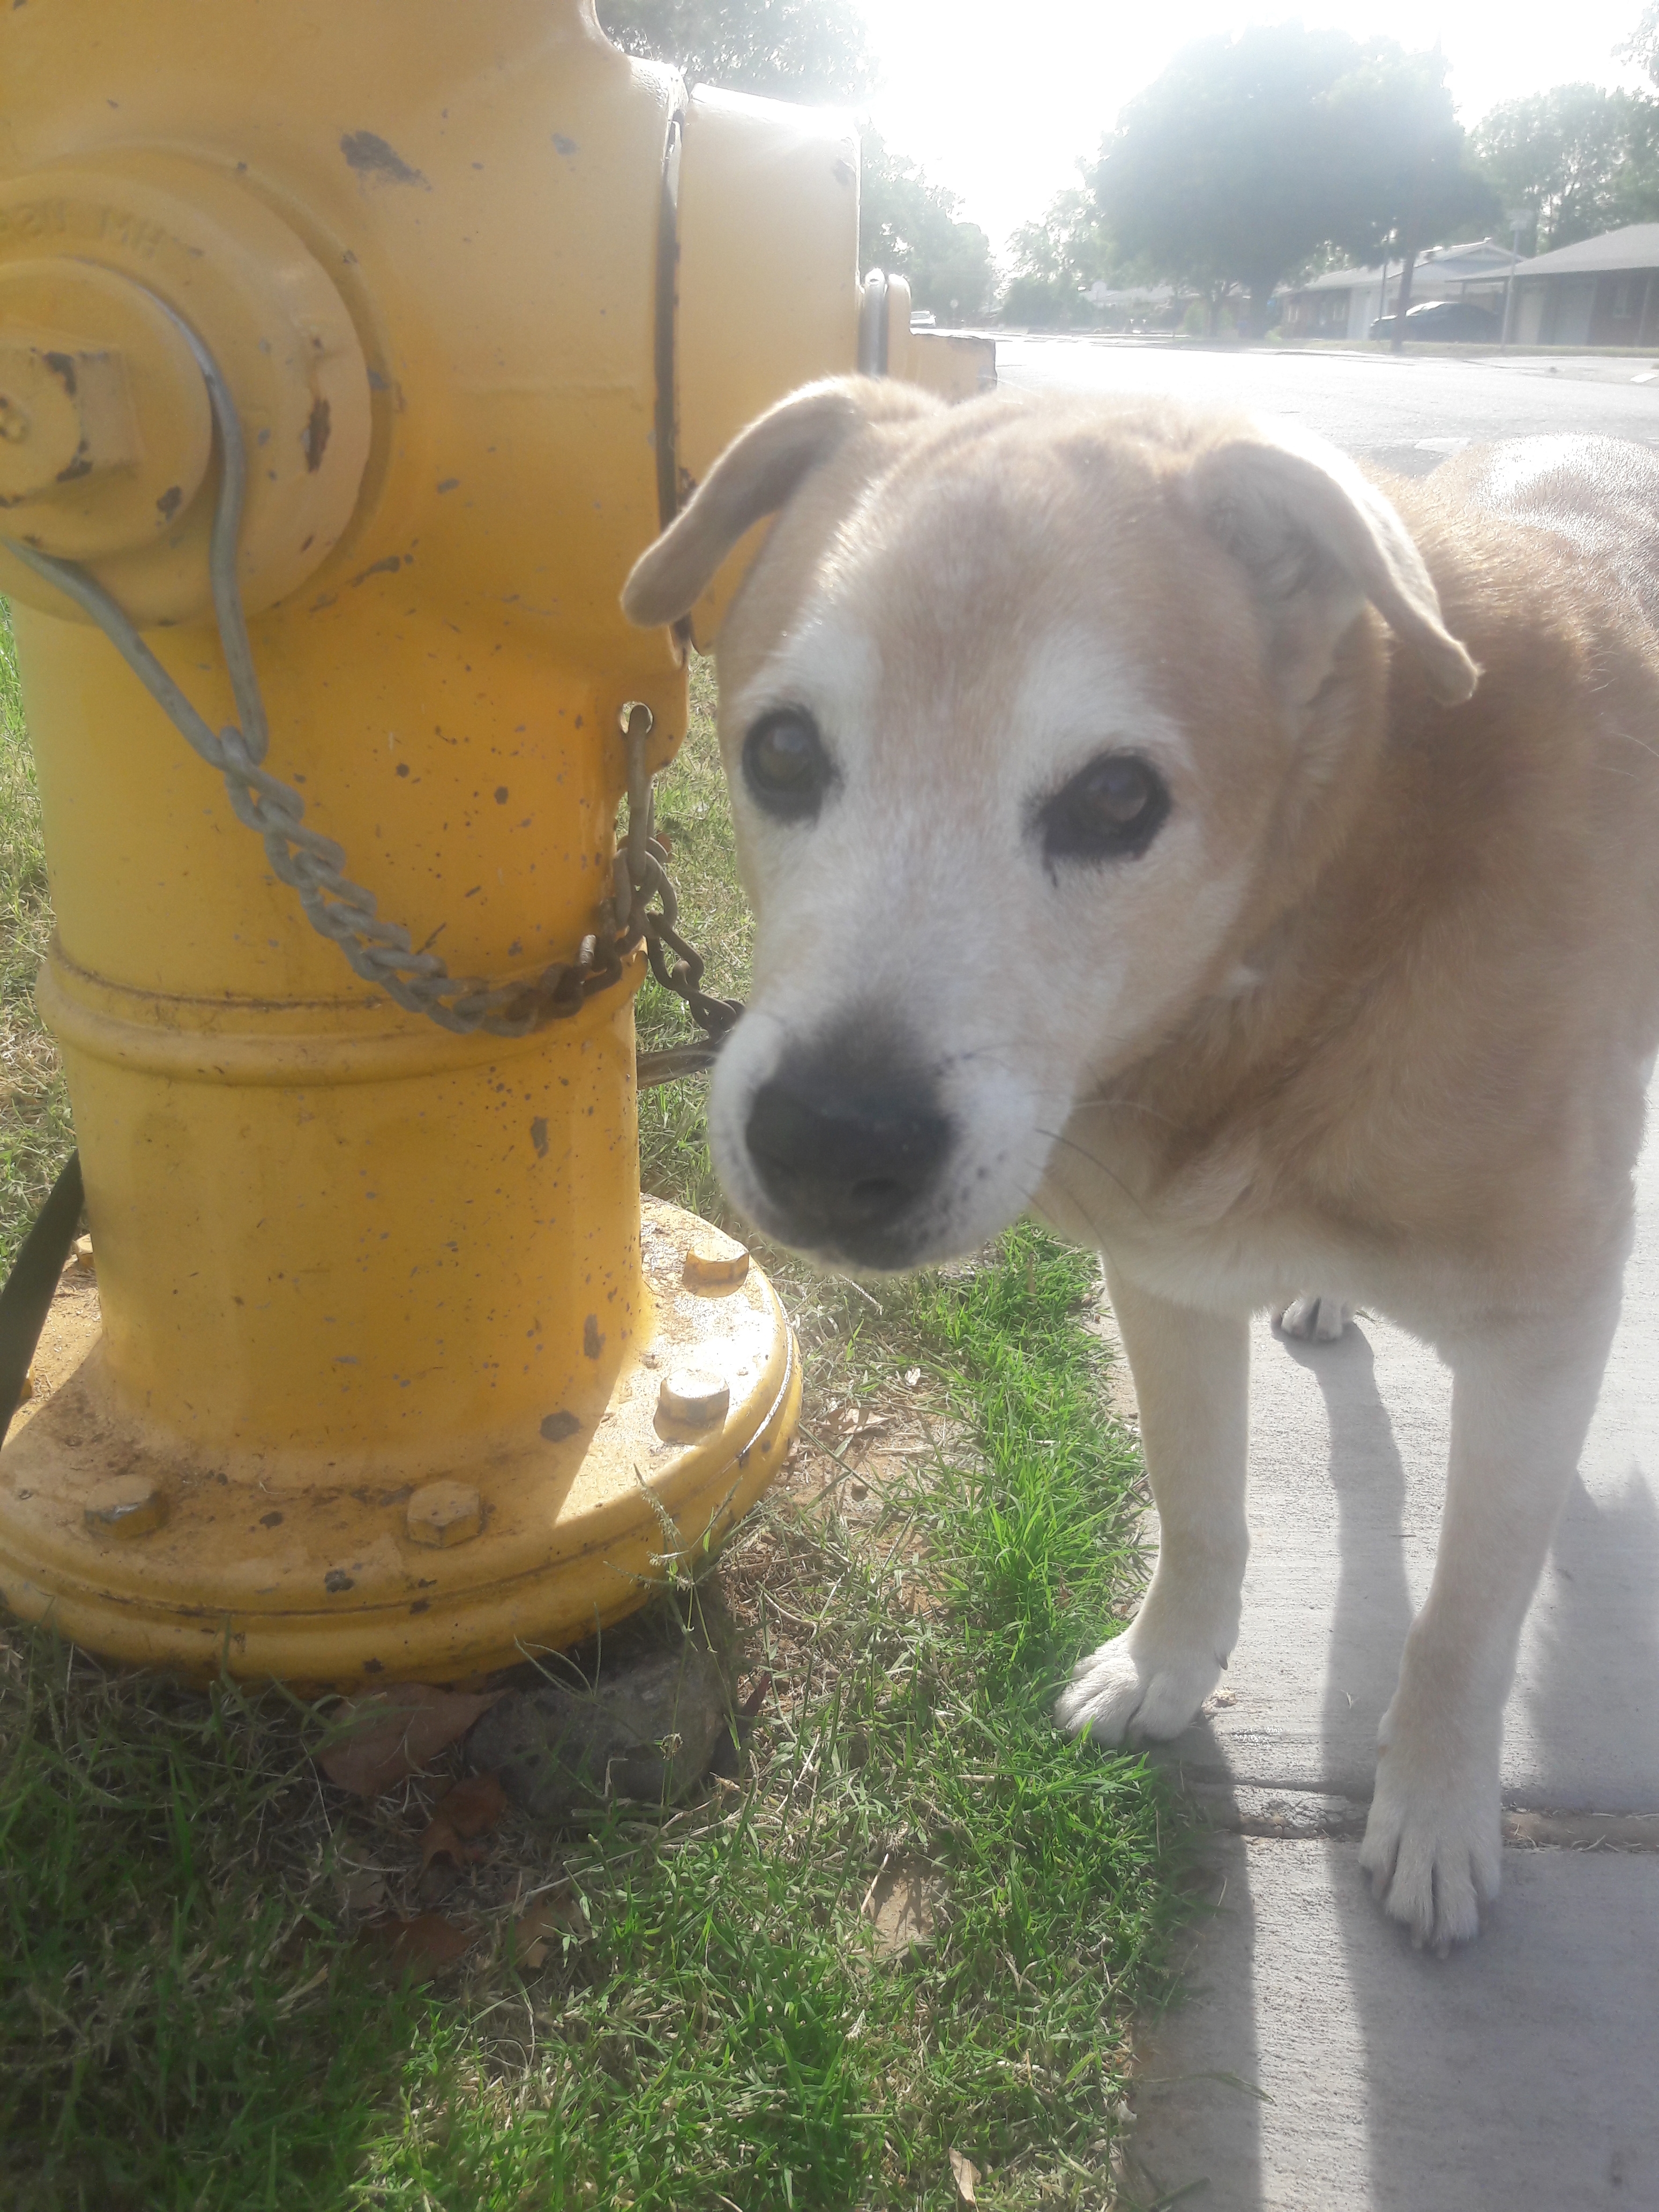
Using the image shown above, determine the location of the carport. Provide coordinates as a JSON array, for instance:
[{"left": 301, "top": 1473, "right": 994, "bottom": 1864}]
[{"left": 1506, "top": 222, "right": 1659, "bottom": 346}]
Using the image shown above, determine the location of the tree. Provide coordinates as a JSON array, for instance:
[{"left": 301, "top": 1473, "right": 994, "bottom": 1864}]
[
  {"left": 1471, "top": 86, "right": 1659, "bottom": 251},
  {"left": 1617, "top": 4, "right": 1659, "bottom": 88},
  {"left": 1325, "top": 47, "right": 1500, "bottom": 348},
  {"left": 596, "top": 0, "right": 872, "bottom": 102},
  {"left": 1094, "top": 28, "right": 1496, "bottom": 339},
  {"left": 859, "top": 131, "right": 994, "bottom": 319},
  {"left": 1002, "top": 184, "right": 1122, "bottom": 326}
]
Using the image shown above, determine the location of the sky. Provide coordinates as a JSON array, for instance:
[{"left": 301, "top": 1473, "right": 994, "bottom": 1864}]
[{"left": 860, "top": 1, "right": 1653, "bottom": 253}]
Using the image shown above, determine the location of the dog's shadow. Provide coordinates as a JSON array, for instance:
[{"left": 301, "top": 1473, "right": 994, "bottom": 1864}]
[
  {"left": 1136, "top": 1311, "right": 1659, "bottom": 2209},
  {"left": 1278, "top": 1321, "right": 1417, "bottom": 1790},
  {"left": 1287, "top": 1314, "right": 1659, "bottom": 1813}
]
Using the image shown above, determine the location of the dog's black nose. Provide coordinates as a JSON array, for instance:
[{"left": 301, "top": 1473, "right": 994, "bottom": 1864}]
[{"left": 745, "top": 1056, "right": 952, "bottom": 1254}]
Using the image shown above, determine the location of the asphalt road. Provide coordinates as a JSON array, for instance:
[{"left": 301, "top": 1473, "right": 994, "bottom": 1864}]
[{"left": 996, "top": 337, "right": 1659, "bottom": 475}]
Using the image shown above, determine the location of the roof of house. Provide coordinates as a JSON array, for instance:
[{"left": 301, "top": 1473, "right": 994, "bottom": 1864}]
[
  {"left": 1517, "top": 223, "right": 1659, "bottom": 276},
  {"left": 1285, "top": 238, "right": 1525, "bottom": 295}
]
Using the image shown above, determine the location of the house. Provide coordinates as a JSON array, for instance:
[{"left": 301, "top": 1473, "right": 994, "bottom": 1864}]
[
  {"left": 1085, "top": 280, "right": 1186, "bottom": 330},
  {"left": 1504, "top": 225, "right": 1659, "bottom": 346},
  {"left": 1279, "top": 238, "right": 1525, "bottom": 342}
]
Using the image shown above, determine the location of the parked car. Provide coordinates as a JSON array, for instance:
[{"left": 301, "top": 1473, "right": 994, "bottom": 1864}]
[{"left": 1369, "top": 298, "right": 1501, "bottom": 343}]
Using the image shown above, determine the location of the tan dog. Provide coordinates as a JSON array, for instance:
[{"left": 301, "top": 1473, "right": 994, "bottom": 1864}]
[{"left": 623, "top": 379, "right": 1659, "bottom": 1949}]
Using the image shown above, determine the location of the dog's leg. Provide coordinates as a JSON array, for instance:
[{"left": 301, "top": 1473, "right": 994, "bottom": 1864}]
[
  {"left": 1056, "top": 1264, "right": 1249, "bottom": 1744},
  {"left": 1358, "top": 1287, "right": 1623, "bottom": 1951}
]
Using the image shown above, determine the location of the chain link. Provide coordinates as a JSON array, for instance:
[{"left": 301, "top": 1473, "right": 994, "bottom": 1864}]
[
  {"left": 624, "top": 705, "right": 744, "bottom": 1085},
  {"left": 4, "top": 298, "right": 737, "bottom": 1072}
]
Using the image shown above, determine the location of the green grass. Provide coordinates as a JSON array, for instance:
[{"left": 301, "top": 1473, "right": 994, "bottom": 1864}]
[
  {"left": 0, "top": 602, "right": 73, "bottom": 1272},
  {"left": 0, "top": 644, "right": 1189, "bottom": 2209}
]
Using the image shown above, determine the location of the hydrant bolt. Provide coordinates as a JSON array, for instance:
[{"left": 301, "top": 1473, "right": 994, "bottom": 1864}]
[
  {"left": 683, "top": 1237, "right": 751, "bottom": 1292},
  {"left": 406, "top": 1481, "right": 484, "bottom": 1550},
  {"left": 84, "top": 1477, "right": 167, "bottom": 1538},
  {"left": 0, "top": 340, "right": 138, "bottom": 505},
  {"left": 659, "top": 1370, "right": 731, "bottom": 1429}
]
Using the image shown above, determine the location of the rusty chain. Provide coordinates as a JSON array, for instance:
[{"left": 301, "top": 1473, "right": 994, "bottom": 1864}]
[{"left": 4, "top": 298, "right": 738, "bottom": 1078}]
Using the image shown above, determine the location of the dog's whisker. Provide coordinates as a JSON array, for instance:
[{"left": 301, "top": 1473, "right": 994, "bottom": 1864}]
[
  {"left": 1070, "top": 1091, "right": 1190, "bottom": 1132},
  {"left": 1026, "top": 1142, "right": 1126, "bottom": 1276},
  {"left": 1035, "top": 1126, "right": 1152, "bottom": 1220}
]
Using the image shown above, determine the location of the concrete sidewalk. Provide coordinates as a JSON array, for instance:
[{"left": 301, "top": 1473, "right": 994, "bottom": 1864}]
[{"left": 1117, "top": 1107, "right": 1659, "bottom": 2210}]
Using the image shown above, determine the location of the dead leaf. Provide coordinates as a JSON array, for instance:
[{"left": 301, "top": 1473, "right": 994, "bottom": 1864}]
[
  {"left": 419, "top": 1770, "right": 509, "bottom": 1872},
  {"left": 737, "top": 1672, "right": 771, "bottom": 1720},
  {"left": 947, "top": 2148, "right": 978, "bottom": 2203},
  {"left": 339, "top": 1866, "right": 390, "bottom": 1914},
  {"left": 836, "top": 1403, "right": 861, "bottom": 1433},
  {"left": 905, "top": 1366, "right": 922, "bottom": 1387},
  {"left": 363, "top": 1913, "right": 479, "bottom": 1982},
  {"left": 319, "top": 1684, "right": 504, "bottom": 1797},
  {"left": 510, "top": 1886, "right": 587, "bottom": 1968},
  {"left": 861, "top": 1852, "right": 940, "bottom": 1956}
]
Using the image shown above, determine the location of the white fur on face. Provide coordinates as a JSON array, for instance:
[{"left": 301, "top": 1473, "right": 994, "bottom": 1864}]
[{"left": 707, "top": 609, "right": 1255, "bottom": 1271}]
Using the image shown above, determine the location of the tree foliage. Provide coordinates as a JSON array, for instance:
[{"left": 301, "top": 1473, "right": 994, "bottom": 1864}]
[
  {"left": 1471, "top": 85, "right": 1659, "bottom": 250},
  {"left": 596, "top": 0, "right": 872, "bottom": 101},
  {"left": 859, "top": 131, "right": 994, "bottom": 319},
  {"left": 1003, "top": 185, "right": 1123, "bottom": 326},
  {"left": 1617, "top": 4, "right": 1659, "bottom": 90},
  {"left": 1094, "top": 28, "right": 1497, "bottom": 333}
]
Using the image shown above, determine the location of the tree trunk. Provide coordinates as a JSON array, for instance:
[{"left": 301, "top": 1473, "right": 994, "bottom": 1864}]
[
  {"left": 1389, "top": 154, "right": 1430, "bottom": 355},
  {"left": 1389, "top": 240, "right": 1419, "bottom": 353}
]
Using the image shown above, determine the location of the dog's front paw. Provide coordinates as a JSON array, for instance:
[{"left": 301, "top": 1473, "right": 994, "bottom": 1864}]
[
  {"left": 1055, "top": 1633, "right": 1222, "bottom": 1745},
  {"left": 1277, "top": 1294, "right": 1351, "bottom": 1342},
  {"left": 1357, "top": 1747, "right": 1501, "bottom": 1953}
]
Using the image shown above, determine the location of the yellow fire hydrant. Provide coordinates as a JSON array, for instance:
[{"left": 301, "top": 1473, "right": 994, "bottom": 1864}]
[{"left": 0, "top": 0, "right": 908, "bottom": 1684}]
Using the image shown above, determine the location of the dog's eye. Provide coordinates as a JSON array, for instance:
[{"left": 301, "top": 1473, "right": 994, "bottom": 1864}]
[
  {"left": 743, "top": 709, "right": 832, "bottom": 821},
  {"left": 1038, "top": 752, "right": 1169, "bottom": 863}
]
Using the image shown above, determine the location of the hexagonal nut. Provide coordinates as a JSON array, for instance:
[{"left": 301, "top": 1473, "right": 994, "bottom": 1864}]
[
  {"left": 682, "top": 1235, "right": 751, "bottom": 1292},
  {"left": 0, "top": 342, "right": 138, "bottom": 505},
  {"left": 70, "top": 1235, "right": 95, "bottom": 1275},
  {"left": 84, "top": 1475, "right": 167, "bottom": 1538},
  {"left": 405, "top": 1480, "right": 483, "bottom": 1549},
  {"left": 657, "top": 1369, "right": 731, "bottom": 1429}
]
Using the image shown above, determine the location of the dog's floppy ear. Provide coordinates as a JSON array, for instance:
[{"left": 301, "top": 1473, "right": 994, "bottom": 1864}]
[
  {"left": 622, "top": 376, "right": 940, "bottom": 629},
  {"left": 1187, "top": 432, "right": 1479, "bottom": 707}
]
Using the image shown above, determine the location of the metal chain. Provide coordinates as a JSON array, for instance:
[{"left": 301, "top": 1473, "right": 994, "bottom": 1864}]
[
  {"left": 3, "top": 298, "right": 734, "bottom": 1068},
  {"left": 624, "top": 704, "right": 744, "bottom": 1086}
]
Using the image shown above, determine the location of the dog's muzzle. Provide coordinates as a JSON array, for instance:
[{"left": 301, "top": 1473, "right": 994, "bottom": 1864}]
[{"left": 743, "top": 1051, "right": 953, "bottom": 1267}]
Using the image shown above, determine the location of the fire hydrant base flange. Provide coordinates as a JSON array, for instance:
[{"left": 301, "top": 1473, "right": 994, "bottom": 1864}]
[{"left": 0, "top": 1198, "right": 798, "bottom": 1687}]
